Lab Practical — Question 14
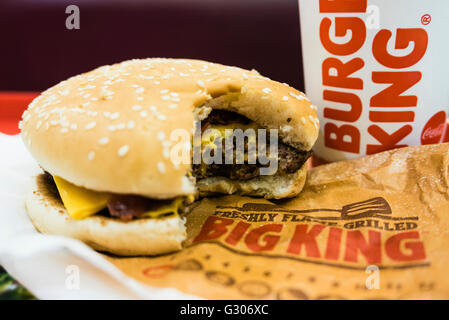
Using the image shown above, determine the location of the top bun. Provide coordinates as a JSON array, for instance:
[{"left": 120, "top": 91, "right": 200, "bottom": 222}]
[{"left": 20, "top": 58, "right": 318, "bottom": 198}]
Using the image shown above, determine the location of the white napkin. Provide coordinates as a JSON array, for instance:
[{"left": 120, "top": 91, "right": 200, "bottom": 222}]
[{"left": 0, "top": 134, "right": 198, "bottom": 300}]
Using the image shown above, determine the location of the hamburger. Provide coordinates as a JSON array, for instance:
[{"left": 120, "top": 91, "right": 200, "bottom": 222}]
[{"left": 20, "top": 58, "right": 319, "bottom": 256}]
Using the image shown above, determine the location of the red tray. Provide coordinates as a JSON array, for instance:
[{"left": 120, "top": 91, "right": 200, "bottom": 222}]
[{"left": 0, "top": 92, "right": 40, "bottom": 135}]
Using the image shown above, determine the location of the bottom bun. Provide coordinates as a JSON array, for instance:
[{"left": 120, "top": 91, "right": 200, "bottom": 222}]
[
  {"left": 196, "top": 165, "right": 307, "bottom": 199},
  {"left": 25, "top": 175, "right": 186, "bottom": 256}
]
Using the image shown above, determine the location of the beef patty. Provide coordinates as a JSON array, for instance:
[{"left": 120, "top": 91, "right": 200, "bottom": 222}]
[{"left": 192, "top": 110, "right": 311, "bottom": 180}]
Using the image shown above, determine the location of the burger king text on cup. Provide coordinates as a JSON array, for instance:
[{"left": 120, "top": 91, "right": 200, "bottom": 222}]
[{"left": 299, "top": 0, "right": 449, "bottom": 162}]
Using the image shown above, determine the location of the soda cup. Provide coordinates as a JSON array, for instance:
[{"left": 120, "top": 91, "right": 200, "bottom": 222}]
[{"left": 299, "top": 0, "right": 449, "bottom": 163}]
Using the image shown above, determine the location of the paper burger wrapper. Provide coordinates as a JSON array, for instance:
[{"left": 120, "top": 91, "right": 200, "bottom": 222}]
[{"left": 105, "top": 143, "right": 449, "bottom": 299}]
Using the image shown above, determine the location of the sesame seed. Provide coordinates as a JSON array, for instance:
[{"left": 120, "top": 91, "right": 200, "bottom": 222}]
[
  {"left": 170, "top": 92, "right": 179, "bottom": 97},
  {"left": 289, "top": 92, "right": 306, "bottom": 100},
  {"left": 127, "top": 121, "right": 135, "bottom": 129},
  {"left": 140, "top": 110, "right": 148, "bottom": 117},
  {"left": 70, "top": 124, "right": 78, "bottom": 130},
  {"left": 60, "top": 128, "right": 69, "bottom": 133},
  {"left": 154, "top": 81, "right": 160, "bottom": 85},
  {"left": 85, "top": 121, "right": 96, "bottom": 130},
  {"left": 149, "top": 105, "right": 158, "bottom": 111},
  {"left": 87, "top": 111, "right": 98, "bottom": 116},
  {"left": 88, "top": 151, "right": 95, "bottom": 160},
  {"left": 160, "top": 89, "right": 169, "bottom": 94},
  {"left": 197, "top": 80, "right": 205, "bottom": 88},
  {"left": 110, "top": 112, "right": 120, "bottom": 120},
  {"left": 137, "top": 97, "right": 144, "bottom": 101},
  {"left": 99, "top": 137, "right": 109, "bottom": 145},
  {"left": 162, "top": 95, "right": 170, "bottom": 100},
  {"left": 157, "top": 114, "right": 167, "bottom": 120},
  {"left": 168, "top": 103, "right": 178, "bottom": 109},
  {"left": 36, "top": 121, "right": 42, "bottom": 129},
  {"left": 116, "top": 123, "right": 125, "bottom": 130},
  {"left": 136, "top": 87, "right": 144, "bottom": 94},
  {"left": 262, "top": 88, "right": 272, "bottom": 94},
  {"left": 157, "top": 161, "right": 166, "bottom": 173},
  {"left": 132, "top": 105, "right": 142, "bottom": 111},
  {"left": 118, "top": 145, "right": 129, "bottom": 157},
  {"left": 282, "top": 96, "right": 289, "bottom": 101},
  {"left": 163, "top": 148, "right": 170, "bottom": 158},
  {"left": 108, "top": 125, "right": 116, "bottom": 131},
  {"left": 139, "top": 75, "right": 154, "bottom": 79},
  {"left": 157, "top": 131, "right": 165, "bottom": 140}
]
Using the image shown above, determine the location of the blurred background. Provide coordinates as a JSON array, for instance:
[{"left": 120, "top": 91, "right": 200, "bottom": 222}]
[{"left": 0, "top": 0, "right": 305, "bottom": 92}]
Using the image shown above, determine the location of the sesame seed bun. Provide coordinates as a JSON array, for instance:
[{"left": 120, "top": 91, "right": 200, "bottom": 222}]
[
  {"left": 20, "top": 58, "right": 319, "bottom": 199},
  {"left": 26, "top": 175, "right": 186, "bottom": 256},
  {"left": 197, "top": 165, "right": 307, "bottom": 199}
]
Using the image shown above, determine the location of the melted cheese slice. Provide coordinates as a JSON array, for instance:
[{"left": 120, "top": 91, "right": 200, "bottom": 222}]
[
  {"left": 53, "top": 176, "right": 193, "bottom": 220},
  {"left": 140, "top": 196, "right": 194, "bottom": 219},
  {"left": 199, "top": 122, "right": 259, "bottom": 148},
  {"left": 53, "top": 176, "right": 111, "bottom": 220},
  {"left": 194, "top": 121, "right": 259, "bottom": 176}
]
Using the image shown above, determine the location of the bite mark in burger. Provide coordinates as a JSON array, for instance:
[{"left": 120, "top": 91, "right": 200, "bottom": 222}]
[{"left": 20, "top": 58, "right": 319, "bottom": 256}]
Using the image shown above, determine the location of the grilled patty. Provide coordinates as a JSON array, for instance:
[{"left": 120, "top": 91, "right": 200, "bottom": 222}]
[{"left": 192, "top": 110, "right": 311, "bottom": 180}]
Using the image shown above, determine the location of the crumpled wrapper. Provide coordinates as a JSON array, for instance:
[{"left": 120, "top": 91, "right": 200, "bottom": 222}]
[
  {"left": 106, "top": 143, "right": 449, "bottom": 299},
  {"left": 1, "top": 134, "right": 449, "bottom": 299}
]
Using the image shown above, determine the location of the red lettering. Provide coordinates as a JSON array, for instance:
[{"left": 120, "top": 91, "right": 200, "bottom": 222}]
[
  {"left": 325, "top": 123, "right": 360, "bottom": 153},
  {"left": 369, "top": 111, "right": 415, "bottom": 123},
  {"left": 372, "top": 28, "right": 428, "bottom": 69},
  {"left": 225, "top": 221, "right": 250, "bottom": 246},
  {"left": 319, "top": 0, "right": 367, "bottom": 13},
  {"left": 385, "top": 231, "right": 426, "bottom": 262},
  {"left": 325, "top": 227, "right": 343, "bottom": 260},
  {"left": 324, "top": 90, "right": 362, "bottom": 122},
  {"left": 193, "top": 217, "right": 233, "bottom": 242},
  {"left": 320, "top": 17, "right": 366, "bottom": 56},
  {"left": 244, "top": 224, "right": 283, "bottom": 252},
  {"left": 370, "top": 72, "right": 421, "bottom": 107},
  {"left": 367, "top": 125, "right": 412, "bottom": 154},
  {"left": 287, "top": 224, "right": 326, "bottom": 258},
  {"left": 322, "top": 57, "right": 364, "bottom": 89},
  {"left": 344, "top": 230, "right": 382, "bottom": 264}
]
